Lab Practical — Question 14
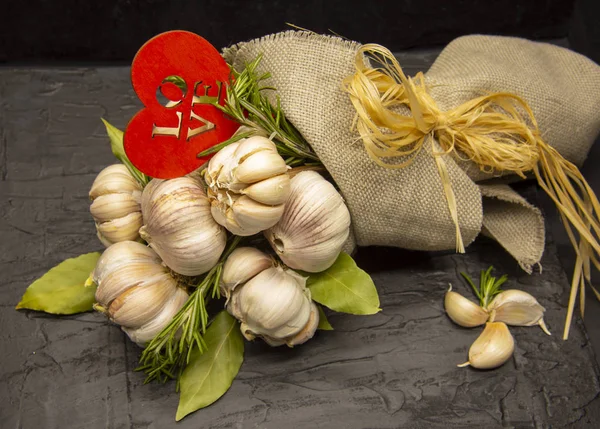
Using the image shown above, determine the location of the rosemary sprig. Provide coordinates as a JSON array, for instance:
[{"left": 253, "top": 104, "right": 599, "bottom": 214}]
[
  {"left": 198, "top": 55, "right": 321, "bottom": 167},
  {"left": 137, "top": 236, "right": 242, "bottom": 384},
  {"left": 460, "top": 266, "right": 508, "bottom": 308}
]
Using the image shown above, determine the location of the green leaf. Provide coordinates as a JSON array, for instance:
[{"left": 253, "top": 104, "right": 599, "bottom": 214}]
[
  {"left": 16, "top": 252, "right": 101, "bottom": 314},
  {"left": 317, "top": 305, "right": 333, "bottom": 330},
  {"left": 176, "top": 311, "right": 244, "bottom": 421},
  {"left": 100, "top": 118, "right": 149, "bottom": 186},
  {"left": 307, "top": 252, "right": 381, "bottom": 315}
]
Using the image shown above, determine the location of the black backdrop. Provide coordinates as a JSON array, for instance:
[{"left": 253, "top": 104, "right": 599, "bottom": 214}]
[{"left": 5, "top": 0, "right": 596, "bottom": 64}]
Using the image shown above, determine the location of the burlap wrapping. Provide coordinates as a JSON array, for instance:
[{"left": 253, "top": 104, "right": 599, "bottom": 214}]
[{"left": 223, "top": 32, "right": 600, "bottom": 269}]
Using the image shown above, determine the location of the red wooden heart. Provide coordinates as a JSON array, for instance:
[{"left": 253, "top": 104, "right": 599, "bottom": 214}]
[{"left": 124, "top": 30, "right": 239, "bottom": 179}]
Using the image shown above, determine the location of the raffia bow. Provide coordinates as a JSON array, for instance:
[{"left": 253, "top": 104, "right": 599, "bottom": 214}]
[{"left": 343, "top": 44, "right": 600, "bottom": 339}]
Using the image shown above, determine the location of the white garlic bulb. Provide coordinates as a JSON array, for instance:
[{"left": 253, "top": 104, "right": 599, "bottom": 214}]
[
  {"left": 444, "top": 285, "right": 489, "bottom": 328},
  {"left": 235, "top": 266, "right": 312, "bottom": 340},
  {"left": 488, "top": 289, "right": 551, "bottom": 335},
  {"left": 139, "top": 177, "right": 226, "bottom": 276},
  {"left": 265, "top": 171, "right": 351, "bottom": 272},
  {"left": 92, "top": 241, "right": 189, "bottom": 346},
  {"left": 89, "top": 164, "right": 142, "bottom": 247},
  {"left": 205, "top": 136, "right": 291, "bottom": 236},
  {"left": 458, "top": 322, "right": 515, "bottom": 369},
  {"left": 223, "top": 247, "right": 319, "bottom": 347}
]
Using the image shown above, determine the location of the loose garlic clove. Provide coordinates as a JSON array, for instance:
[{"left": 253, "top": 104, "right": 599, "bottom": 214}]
[
  {"left": 265, "top": 171, "right": 351, "bottom": 273},
  {"left": 444, "top": 285, "right": 488, "bottom": 328},
  {"left": 205, "top": 137, "right": 291, "bottom": 236},
  {"left": 93, "top": 241, "right": 189, "bottom": 347},
  {"left": 488, "top": 289, "right": 550, "bottom": 335},
  {"left": 287, "top": 302, "right": 320, "bottom": 347},
  {"left": 90, "top": 164, "right": 143, "bottom": 247},
  {"left": 140, "top": 177, "right": 227, "bottom": 276},
  {"left": 221, "top": 247, "right": 273, "bottom": 298},
  {"left": 458, "top": 322, "right": 515, "bottom": 370}
]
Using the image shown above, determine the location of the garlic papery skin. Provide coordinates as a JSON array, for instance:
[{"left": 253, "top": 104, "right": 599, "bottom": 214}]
[
  {"left": 488, "top": 290, "right": 551, "bottom": 335},
  {"left": 221, "top": 247, "right": 273, "bottom": 299},
  {"left": 205, "top": 136, "right": 291, "bottom": 236},
  {"left": 235, "top": 266, "right": 312, "bottom": 341},
  {"left": 444, "top": 285, "right": 488, "bottom": 328},
  {"left": 139, "top": 177, "right": 226, "bottom": 276},
  {"left": 93, "top": 241, "right": 189, "bottom": 347},
  {"left": 458, "top": 322, "right": 515, "bottom": 370},
  {"left": 89, "top": 164, "right": 143, "bottom": 247},
  {"left": 265, "top": 171, "right": 351, "bottom": 273}
]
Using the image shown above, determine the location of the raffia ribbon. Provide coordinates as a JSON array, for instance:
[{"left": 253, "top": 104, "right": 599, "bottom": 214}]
[{"left": 343, "top": 44, "right": 600, "bottom": 339}]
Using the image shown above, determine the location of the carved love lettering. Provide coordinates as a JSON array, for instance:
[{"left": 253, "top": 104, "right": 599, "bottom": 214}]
[{"left": 124, "top": 30, "right": 239, "bottom": 179}]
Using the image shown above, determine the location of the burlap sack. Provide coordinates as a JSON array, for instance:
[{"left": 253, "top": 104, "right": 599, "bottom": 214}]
[{"left": 223, "top": 32, "right": 600, "bottom": 271}]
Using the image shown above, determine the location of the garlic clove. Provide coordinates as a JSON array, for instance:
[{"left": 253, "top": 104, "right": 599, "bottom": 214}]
[
  {"left": 458, "top": 322, "right": 515, "bottom": 370},
  {"left": 488, "top": 289, "right": 550, "bottom": 335},
  {"left": 221, "top": 247, "right": 273, "bottom": 298},
  {"left": 90, "top": 192, "right": 140, "bottom": 223},
  {"left": 234, "top": 151, "right": 288, "bottom": 184},
  {"left": 233, "top": 136, "right": 278, "bottom": 163},
  {"left": 232, "top": 196, "right": 285, "bottom": 236},
  {"left": 265, "top": 171, "right": 351, "bottom": 273},
  {"left": 96, "top": 261, "right": 166, "bottom": 307},
  {"left": 241, "top": 173, "right": 291, "bottom": 205},
  {"left": 97, "top": 212, "right": 143, "bottom": 243},
  {"left": 122, "top": 287, "right": 189, "bottom": 346},
  {"left": 205, "top": 142, "right": 239, "bottom": 187},
  {"left": 287, "top": 302, "right": 320, "bottom": 347},
  {"left": 444, "top": 285, "right": 488, "bottom": 328},
  {"left": 108, "top": 272, "right": 176, "bottom": 328},
  {"left": 90, "top": 164, "right": 142, "bottom": 199}
]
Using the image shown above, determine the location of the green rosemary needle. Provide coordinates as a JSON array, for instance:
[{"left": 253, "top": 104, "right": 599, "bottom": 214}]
[{"left": 460, "top": 266, "right": 508, "bottom": 309}]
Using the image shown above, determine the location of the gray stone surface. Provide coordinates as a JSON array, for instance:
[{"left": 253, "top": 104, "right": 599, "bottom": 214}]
[{"left": 2, "top": 52, "right": 600, "bottom": 428}]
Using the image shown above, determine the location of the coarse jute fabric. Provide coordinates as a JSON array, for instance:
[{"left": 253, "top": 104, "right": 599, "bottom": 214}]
[{"left": 223, "top": 32, "right": 600, "bottom": 270}]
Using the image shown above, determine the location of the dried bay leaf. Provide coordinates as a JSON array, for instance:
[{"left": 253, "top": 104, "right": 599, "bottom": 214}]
[{"left": 16, "top": 252, "right": 101, "bottom": 314}]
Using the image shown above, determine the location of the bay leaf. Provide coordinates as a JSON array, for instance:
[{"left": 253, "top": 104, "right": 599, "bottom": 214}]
[
  {"left": 317, "top": 305, "right": 334, "bottom": 330},
  {"left": 307, "top": 252, "right": 381, "bottom": 315},
  {"left": 16, "top": 252, "right": 101, "bottom": 314},
  {"left": 101, "top": 118, "right": 148, "bottom": 185},
  {"left": 176, "top": 311, "right": 244, "bottom": 421}
]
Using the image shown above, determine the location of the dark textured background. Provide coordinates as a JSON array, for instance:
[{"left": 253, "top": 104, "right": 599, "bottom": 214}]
[
  {"left": 0, "top": 0, "right": 580, "bottom": 63},
  {"left": 3, "top": 0, "right": 600, "bottom": 427}
]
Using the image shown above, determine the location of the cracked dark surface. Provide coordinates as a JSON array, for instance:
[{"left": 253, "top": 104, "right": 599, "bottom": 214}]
[{"left": 2, "top": 51, "right": 600, "bottom": 428}]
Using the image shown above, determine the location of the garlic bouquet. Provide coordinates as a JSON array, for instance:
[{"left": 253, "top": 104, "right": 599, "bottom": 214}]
[
  {"left": 222, "top": 247, "right": 319, "bottom": 347},
  {"left": 92, "top": 241, "right": 189, "bottom": 346},
  {"left": 445, "top": 267, "right": 549, "bottom": 369},
  {"left": 89, "top": 164, "right": 143, "bottom": 246},
  {"left": 205, "top": 136, "right": 291, "bottom": 236}
]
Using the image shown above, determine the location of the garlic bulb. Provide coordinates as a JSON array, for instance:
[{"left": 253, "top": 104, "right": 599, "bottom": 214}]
[
  {"left": 221, "top": 247, "right": 273, "bottom": 299},
  {"left": 205, "top": 136, "right": 291, "bottom": 236},
  {"left": 265, "top": 171, "right": 351, "bottom": 272},
  {"left": 222, "top": 247, "right": 319, "bottom": 347},
  {"left": 488, "top": 290, "right": 551, "bottom": 335},
  {"left": 235, "top": 266, "right": 312, "bottom": 341},
  {"left": 444, "top": 285, "right": 489, "bottom": 328},
  {"left": 89, "top": 164, "right": 142, "bottom": 247},
  {"left": 458, "top": 322, "right": 514, "bottom": 369},
  {"left": 139, "top": 177, "right": 226, "bottom": 276},
  {"left": 92, "top": 241, "right": 189, "bottom": 346}
]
